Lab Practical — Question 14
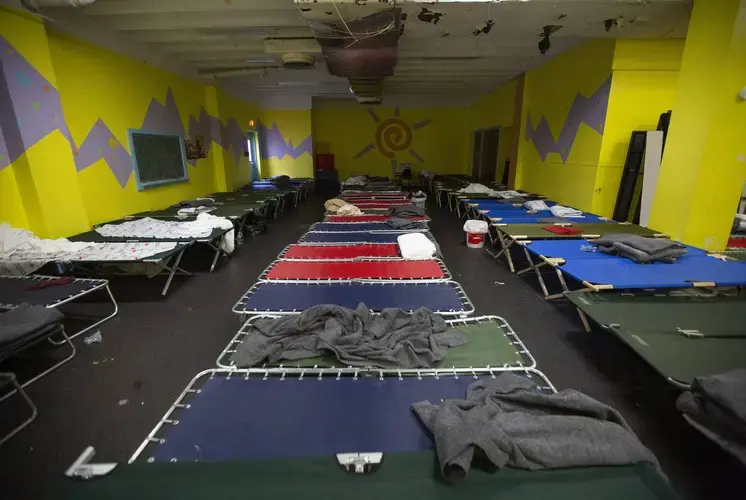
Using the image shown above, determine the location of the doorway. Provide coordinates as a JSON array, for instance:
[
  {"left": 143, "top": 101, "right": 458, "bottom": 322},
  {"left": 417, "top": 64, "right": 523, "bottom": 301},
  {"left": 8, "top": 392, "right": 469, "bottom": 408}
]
[
  {"left": 246, "top": 130, "right": 260, "bottom": 181},
  {"left": 470, "top": 127, "right": 500, "bottom": 183}
]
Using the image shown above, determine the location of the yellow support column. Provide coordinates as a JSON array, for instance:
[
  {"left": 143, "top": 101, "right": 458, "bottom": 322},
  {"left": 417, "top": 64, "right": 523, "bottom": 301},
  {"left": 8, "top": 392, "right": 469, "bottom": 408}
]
[{"left": 649, "top": 0, "right": 746, "bottom": 250}]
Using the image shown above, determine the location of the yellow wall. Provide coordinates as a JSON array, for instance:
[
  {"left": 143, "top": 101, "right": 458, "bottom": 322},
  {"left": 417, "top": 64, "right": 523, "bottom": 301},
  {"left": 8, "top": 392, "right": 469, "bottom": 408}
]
[
  {"left": 258, "top": 109, "right": 313, "bottom": 178},
  {"left": 517, "top": 40, "right": 615, "bottom": 211},
  {"left": 312, "top": 104, "right": 469, "bottom": 180},
  {"left": 593, "top": 39, "right": 685, "bottom": 216},
  {"left": 0, "top": 5, "right": 259, "bottom": 236}
]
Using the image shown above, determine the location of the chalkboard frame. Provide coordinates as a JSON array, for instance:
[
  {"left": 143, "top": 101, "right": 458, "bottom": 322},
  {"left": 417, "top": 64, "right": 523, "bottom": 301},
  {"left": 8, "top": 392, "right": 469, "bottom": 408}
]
[{"left": 127, "top": 128, "right": 189, "bottom": 191}]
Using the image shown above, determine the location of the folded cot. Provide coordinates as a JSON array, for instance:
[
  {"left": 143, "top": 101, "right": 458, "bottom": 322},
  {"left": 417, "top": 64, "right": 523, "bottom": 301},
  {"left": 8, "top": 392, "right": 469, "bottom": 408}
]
[{"left": 566, "top": 291, "right": 746, "bottom": 388}]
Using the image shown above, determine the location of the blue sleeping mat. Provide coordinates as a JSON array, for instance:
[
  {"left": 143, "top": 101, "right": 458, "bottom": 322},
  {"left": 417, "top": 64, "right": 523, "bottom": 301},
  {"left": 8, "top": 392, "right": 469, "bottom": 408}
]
[
  {"left": 558, "top": 255, "right": 746, "bottom": 288},
  {"left": 311, "top": 222, "right": 428, "bottom": 232},
  {"left": 234, "top": 281, "right": 469, "bottom": 314},
  {"left": 524, "top": 239, "right": 708, "bottom": 261},
  {"left": 148, "top": 373, "right": 550, "bottom": 462},
  {"left": 301, "top": 232, "right": 433, "bottom": 243}
]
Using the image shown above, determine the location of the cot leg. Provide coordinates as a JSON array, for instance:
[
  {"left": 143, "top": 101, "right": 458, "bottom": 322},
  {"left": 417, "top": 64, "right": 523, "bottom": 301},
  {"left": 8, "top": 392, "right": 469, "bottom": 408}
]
[
  {"left": 62, "top": 284, "right": 119, "bottom": 342},
  {"left": 0, "top": 327, "right": 76, "bottom": 403},
  {"left": 576, "top": 307, "right": 591, "bottom": 332},
  {"left": 160, "top": 250, "right": 190, "bottom": 296},
  {"left": 208, "top": 242, "right": 223, "bottom": 273},
  {"left": 543, "top": 267, "right": 571, "bottom": 300},
  {"left": 0, "top": 373, "right": 37, "bottom": 447},
  {"left": 521, "top": 248, "right": 552, "bottom": 299}
]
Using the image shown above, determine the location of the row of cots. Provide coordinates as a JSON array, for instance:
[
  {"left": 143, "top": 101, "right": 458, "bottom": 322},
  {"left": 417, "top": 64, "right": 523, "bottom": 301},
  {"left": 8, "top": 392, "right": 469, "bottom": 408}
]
[
  {"left": 57, "top": 181, "right": 682, "bottom": 500},
  {"left": 433, "top": 175, "right": 746, "bottom": 391}
]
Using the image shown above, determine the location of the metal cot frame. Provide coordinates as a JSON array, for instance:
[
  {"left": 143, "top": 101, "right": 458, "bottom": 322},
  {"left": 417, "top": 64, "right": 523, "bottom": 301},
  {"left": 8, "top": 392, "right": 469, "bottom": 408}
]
[
  {"left": 231, "top": 280, "right": 475, "bottom": 320},
  {"left": 0, "top": 275, "right": 118, "bottom": 341},
  {"left": 257, "top": 258, "right": 453, "bottom": 282},
  {"left": 216, "top": 315, "right": 536, "bottom": 371},
  {"left": 128, "top": 367, "right": 556, "bottom": 464}
]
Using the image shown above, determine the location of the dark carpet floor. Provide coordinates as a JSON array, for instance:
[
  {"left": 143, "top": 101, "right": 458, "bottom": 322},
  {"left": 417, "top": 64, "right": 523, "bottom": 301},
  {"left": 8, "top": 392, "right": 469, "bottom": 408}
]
[{"left": 0, "top": 194, "right": 743, "bottom": 499}]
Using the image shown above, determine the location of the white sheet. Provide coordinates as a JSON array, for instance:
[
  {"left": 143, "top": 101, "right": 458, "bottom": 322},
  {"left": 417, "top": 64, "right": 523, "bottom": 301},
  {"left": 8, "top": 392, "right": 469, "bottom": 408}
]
[
  {"left": 495, "top": 190, "right": 522, "bottom": 199},
  {"left": 96, "top": 214, "right": 235, "bottom": 253},
  {"left": 457, "top": 183, "right": 497, "bottom": 195},
  {"left": 343, "top": 175, "right": 367, "bottom": 186},
  {"left": 524, "top": 200, "right": 550, "bottom": 212},
  {"left": 550, "top": 205, "right": 583, "bottom": 218},
  {"left": 397, "top": 232, "right": 436, "bottom": 260}
]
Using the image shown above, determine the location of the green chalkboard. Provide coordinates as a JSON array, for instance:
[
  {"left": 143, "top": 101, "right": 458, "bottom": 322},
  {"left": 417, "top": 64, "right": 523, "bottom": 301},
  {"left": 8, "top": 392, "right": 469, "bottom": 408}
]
[{"left": 128, "top": 129, "right": 189, "bottom": 190}]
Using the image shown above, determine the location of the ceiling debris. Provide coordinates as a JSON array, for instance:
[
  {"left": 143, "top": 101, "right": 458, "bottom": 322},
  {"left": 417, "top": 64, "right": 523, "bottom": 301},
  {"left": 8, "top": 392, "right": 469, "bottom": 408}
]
[
  {"left": 538, "top": 24, "right": 563, "bottom": 55},
  {"left": 417, "top": 7, "right": 444, "bottom": 25},
  {"left": 471, "top": 19, "right": 495, "bottom": 36},
  {"left": 604, "top": 18, "right": 619, "bottom": 31}
]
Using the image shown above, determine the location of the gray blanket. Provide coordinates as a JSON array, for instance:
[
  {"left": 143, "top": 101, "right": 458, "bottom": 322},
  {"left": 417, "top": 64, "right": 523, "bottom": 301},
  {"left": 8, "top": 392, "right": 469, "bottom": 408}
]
[
  {"left": 173, "top": 198, "right": 215, "bottom": 208},
  {"left": 677, "top": 369, "right": 746, "bottom": 464},
  {"left": 230, "top": 304, "right": 466, "bottom": 369},
  {"left": 590, "top": 234, "right": 686, "bottom": 263},
  {"left": 387, "top": 205, "right": 426, "bottom": 217},
  {"left": 412, "top": 372, "right": 658, "bottom": 482},
  {"left": 385, "top": 217, "right": 423, "bottom": 229},
  {"left": 0, "top": 303, "right": 63, "bottom": 347}
]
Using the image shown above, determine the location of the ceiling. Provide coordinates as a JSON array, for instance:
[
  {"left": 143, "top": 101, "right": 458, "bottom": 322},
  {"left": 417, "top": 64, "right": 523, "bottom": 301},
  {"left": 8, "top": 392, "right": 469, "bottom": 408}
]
[{"left": 29, "top": 0, "right": 693, "bottom": 107}]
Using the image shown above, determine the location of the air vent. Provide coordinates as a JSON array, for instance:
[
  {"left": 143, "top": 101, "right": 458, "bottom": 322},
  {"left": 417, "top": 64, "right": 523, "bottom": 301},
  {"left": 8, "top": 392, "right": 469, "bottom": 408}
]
[{"left": 282, "top": 53, "right": 315, "bottom": 70}]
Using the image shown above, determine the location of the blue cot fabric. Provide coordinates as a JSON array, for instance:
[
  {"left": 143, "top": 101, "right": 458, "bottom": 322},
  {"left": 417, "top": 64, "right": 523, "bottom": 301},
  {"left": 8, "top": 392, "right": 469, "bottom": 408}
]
[
  {"left": 312, "top": 222, "right": 428, "bottom": 232},
  {"left": 238, "top": 282, "right": 465, "bottom": 312},
  {"left": 558, "top": 256, "right": 746, "bottom": 288},
  {"left": 151, "top": 374, "right": 547, "bottom": 462},
  {"left": 524, "top": 240, "right": 708, "bottom": 261},
  {"left": 302, "top": 232, "right": 433, "bottom": 243}
]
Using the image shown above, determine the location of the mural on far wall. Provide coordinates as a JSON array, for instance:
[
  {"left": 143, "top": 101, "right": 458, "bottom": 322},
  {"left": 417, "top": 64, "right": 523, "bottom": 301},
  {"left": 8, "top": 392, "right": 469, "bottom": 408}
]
[
  {"left": 0, "top": 35, "right": 248, "bottom": 188},
  {"left": 353, "top": 107, "right": 432, "bottom": 175},
  {"left": 256, "top": 120, "right": 312, "bottom": 160},
  {"left": 524, "top": 77, "right": 611, "bottom": 162}
]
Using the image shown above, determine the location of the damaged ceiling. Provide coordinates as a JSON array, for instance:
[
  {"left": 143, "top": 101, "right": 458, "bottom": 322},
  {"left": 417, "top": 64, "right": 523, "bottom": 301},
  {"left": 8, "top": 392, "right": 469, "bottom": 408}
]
[{"left": 30, "top": 0, "right": 692, "bottom": 107}]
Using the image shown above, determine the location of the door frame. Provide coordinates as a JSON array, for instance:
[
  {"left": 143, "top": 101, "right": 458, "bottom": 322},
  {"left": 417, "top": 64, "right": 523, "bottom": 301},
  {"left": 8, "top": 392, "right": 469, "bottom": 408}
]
[{"left": 470, "top": 126, "right": 500, "bottom": 181}]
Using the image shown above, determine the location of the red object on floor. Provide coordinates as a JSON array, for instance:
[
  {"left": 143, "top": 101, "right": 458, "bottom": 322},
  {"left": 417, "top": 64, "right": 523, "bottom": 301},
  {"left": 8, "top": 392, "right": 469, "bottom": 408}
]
[
  {"left": 283, "top": 244, "right": 400, "bottom": 259},
  {"left": 26, "top": 276, "right": 75, "bottom": 290},
  {"left": 728, "top": 236, "right": 746, "bottom": 248},
  {"left": 353, "top": 201, "right": 410, "bottom": 208},
  {"left": 541, "top": 225, "right": 584, "bottom": 236},
  {"left": 265, "top": 260, "right": 444, "bottom": 279},
  {"left": 327, "top": 215, "right": 428, "bottom": 222}
]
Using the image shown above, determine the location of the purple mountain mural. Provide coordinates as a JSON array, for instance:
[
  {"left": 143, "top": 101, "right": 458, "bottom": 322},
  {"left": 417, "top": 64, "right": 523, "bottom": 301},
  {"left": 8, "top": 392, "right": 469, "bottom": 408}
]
[
  {"left": 257, "top": 121, "right": 312, "bottom": 160},
  {"left": 1, "top": 34, "right": 250, "bottom": 188},
  {"left": 524, "top": 77, "right": 611, "bottom": 163},
  {"left": 0, "top": 35, "right": 71, "bottom": 170}
]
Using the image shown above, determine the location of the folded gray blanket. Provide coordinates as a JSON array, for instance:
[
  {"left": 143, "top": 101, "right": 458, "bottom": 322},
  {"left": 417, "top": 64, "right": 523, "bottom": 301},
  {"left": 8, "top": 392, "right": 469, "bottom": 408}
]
[
  {"left": 677, "top": 369, "right": 746, "bottom": 464},
  {"left": 0, "top": 303, "right": 63, "bottom": 346},
  {"left": 385, "top": 217, "right": 423, "bottom": 229},
  {"left": 173, "top": 198, "right": 215, "bottom": 208},
  {"left": 412, "top": 372, "right": 658, "bottom": 482},
  {"left": 230, "top": 304, "right": 466, "bottom": 369},
  {"left": 590, "top": 234, "right": 686, "bottom": 263},
  {"left": 387, "top": 205, "right": 426, "bottom": 217}
]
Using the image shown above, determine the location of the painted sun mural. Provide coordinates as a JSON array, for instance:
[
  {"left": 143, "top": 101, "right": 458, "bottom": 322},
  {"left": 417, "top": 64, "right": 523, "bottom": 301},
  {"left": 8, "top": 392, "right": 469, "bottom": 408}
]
[{"left": 353, "top": 107, "right": 431, "bottom": 175}]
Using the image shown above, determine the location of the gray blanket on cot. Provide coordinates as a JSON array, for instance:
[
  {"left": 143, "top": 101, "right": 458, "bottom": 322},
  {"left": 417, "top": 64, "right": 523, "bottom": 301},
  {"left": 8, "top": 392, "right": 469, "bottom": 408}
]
[
  {"left": 412, "top": 372, "right": 658, "bottom": 482},
  {"left": 387, "top": 205, "right": 426, "bottom": 217},
  {"left": 230, "top": 304, "right": 466, "bottom": 369},
  {"left": 0, "top": 303, "right": 63, "bottom": 346},
  {"left": 590, "top": 234, "right": 686, "bottom": 263},
  {"left": 677, "top": 369, "right": 746, "bottom": 464},
  {"left": 385, "top": 217, "right": 423, "bottom": 229}
]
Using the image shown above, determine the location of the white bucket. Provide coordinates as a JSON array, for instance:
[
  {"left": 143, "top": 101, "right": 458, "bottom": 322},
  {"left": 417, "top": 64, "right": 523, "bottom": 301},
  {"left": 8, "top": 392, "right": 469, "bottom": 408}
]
[
  {"left": 412, "top": 197, "right": 427, "bottom": 209},
  {"left": 463, "top": 219, "right": 488, "bottom": 249},
  {"left": 465, "top": 231, "right": 486, "bottom": 248}
]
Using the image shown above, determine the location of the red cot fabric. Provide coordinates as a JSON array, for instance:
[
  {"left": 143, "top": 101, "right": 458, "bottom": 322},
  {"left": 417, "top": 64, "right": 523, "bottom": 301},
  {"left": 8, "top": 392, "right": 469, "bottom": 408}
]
[
  {"left": 265, "top": 260, "right": 444, "bottom": 279},
  {"left": 327, "top": 216, "right": 428, "bottom": 222},
  {"left": 728, "top": 236, "right": 746, "bottom": 249},
  {"left": 283, "top": 244, "right": 400, "bottom": 259}
]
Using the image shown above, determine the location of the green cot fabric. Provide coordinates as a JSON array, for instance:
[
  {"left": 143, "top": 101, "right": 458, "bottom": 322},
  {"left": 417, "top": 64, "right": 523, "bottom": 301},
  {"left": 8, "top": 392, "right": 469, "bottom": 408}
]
[
  {"left": 54, "top": 452, "right": 680, "bottom": 500},
  {"left": 232, "top": 319, "right": 528, "bottom": 369},
  {"left": 724, "top": 250, "right": 746, "bottom": 262},
  {"left": 499, "top": 223, "right": 665, "bottom": 239},
  {"left": 131, "top": 202, "right": 264, "bottom": 219},
  {"left": 566, "top": 292, "right": 746, "bottom": 385}
]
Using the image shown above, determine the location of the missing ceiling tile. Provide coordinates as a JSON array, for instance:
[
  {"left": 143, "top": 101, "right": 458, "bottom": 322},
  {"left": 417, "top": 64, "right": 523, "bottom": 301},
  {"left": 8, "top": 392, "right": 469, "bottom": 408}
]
[
  {"left": 604, "top": 18, "right": 619, "bottom": 31},
  {"left": 417, "top": 7, "right": 444, "bottom": 24},
  {"left": 538, "top": 25, "right": 562, "bottom": 55},
  {"left": 472, "top": 19, "right": 495, "bottom": 36}
]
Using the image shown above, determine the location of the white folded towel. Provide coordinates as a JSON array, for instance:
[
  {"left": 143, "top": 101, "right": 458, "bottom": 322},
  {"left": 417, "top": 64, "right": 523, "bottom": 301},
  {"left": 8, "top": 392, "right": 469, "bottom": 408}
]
[
  {"left": 524, "top": 200, "right": 550, "bottom": 212},
  {"left": 550, "top": 205, "right": 583, "bottom": 218},
  {"left": 398, "top": 232, "right": 436, "bottom": 260}
]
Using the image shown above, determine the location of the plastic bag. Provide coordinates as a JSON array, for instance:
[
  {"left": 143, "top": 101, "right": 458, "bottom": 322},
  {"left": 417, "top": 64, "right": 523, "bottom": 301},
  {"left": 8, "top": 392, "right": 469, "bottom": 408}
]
[{"left": 463, "top": 219, "right": 488, "bottom": 234}]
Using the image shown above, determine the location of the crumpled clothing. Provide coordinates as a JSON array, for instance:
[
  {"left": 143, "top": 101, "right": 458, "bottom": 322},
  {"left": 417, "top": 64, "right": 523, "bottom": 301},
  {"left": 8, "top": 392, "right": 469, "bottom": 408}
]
[
  {"left": 412, "top": 372, "right": 658, "bottom": 483},
  {"left": 343, "top": 175, "right": 367, "bottom": 186},
  {"left": 171, "top": 198, "right": 215, "bottom": 208},
  {"left": 177, "top": 206, "right": 215, "bottom": 216},
  {"left": 324, "top": 198, "right": 348, "bottom": 212},
  {"left": 550, "top": 205, "right": 583, "bottom": 218},
  {"left": 524, "top": 200, "right": 550, "bottom": 212},
  {"left": 590, "top": 234, "right": 687, "bottom": 263},
  {"left": 338, "top": 204, "right": 363, "bottom": 216},
  {"left": 677, "top": 369, "right": 746, "bottom": 464},
  {"left": 230, "top": 304, "right": 467, "bottom": 369},
  {"left": 387, "top": 205, "right": 426, "bottom": 217},
  {"left": 457, "top": 183, "right": 496, "bottom": 195}
]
